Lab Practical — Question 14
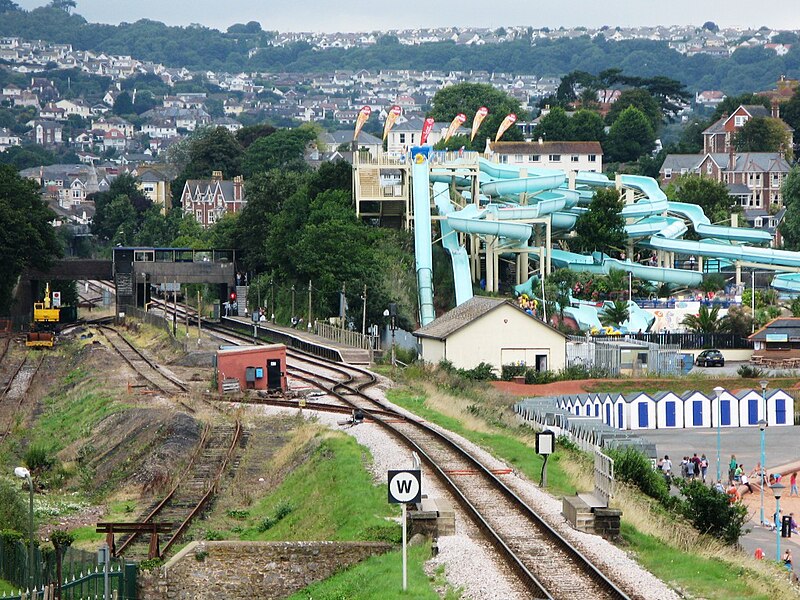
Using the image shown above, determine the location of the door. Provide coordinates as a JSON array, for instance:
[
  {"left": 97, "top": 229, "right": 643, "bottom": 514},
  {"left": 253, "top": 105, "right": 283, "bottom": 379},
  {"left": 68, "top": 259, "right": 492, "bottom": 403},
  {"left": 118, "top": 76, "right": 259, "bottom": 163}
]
[
  {"left": 618, "top": 404, "right": 624, "bottom": 429},
  {"left": 638, "top": 403, "right": 649, "bottom": 428},
  {"left": 721, "top": 400, "right": 731, "bottom": 426},
  {"left": 776, "top": 399, "right": 787, "bottom": 425},
  {"left": 536, "top": 354, "right": 548, "bottom": 372},
  {"left": 748, "top": 399, "right": 758, "bottom": 425},
  {"left": 605, "top": 403, "right": 611, "bottom": 426},
  {"left": 665, "top": 401, "right": 676, "bottom": 427},
  {"left": 693, "top": 400, "right": 703, "bottom": 426},
  {"left": 267, "top": 359, "right": 282, "bottom": 391}
]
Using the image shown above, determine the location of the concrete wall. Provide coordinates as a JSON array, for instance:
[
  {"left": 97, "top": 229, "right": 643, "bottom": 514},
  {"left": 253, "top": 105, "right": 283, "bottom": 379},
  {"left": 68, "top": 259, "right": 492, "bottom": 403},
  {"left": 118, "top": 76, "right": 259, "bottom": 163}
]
[
  {"left": 138, "top": 541, "right": 393, "bottom": 600},
  {"left": 683, "top": 349, "right": 753, "bottom": 362}
]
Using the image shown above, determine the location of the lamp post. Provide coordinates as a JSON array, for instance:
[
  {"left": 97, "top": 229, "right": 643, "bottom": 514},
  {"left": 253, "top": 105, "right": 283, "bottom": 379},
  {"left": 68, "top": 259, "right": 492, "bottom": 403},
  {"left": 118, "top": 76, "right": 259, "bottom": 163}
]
[
  {"left": 714, "top": 386, "right": 724, "bottom": 483},
  {"left": 14, "top": 467, "right": 34, "bottom": 592},
  {"left": 773, "top": 482, "right": 786, "bottom": 562},
  {"left": 384, "top": 303, "right": 397, "bottom": 368},
  {"left": 291, "top": 285, "right": 296, "bottom": 321},
  {"left": 751, "top": 270, "right": 756, "bottom": 334},
  {"left": 758, "top": 419, "right": 767, "bottom": 526}
]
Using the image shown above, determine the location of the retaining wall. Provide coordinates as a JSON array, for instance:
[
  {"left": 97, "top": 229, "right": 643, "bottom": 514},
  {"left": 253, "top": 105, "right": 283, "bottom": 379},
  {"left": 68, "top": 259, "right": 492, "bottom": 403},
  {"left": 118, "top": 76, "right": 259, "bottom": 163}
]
[{"left": 138, "top": 540, "right": 393, "bottom": 600}]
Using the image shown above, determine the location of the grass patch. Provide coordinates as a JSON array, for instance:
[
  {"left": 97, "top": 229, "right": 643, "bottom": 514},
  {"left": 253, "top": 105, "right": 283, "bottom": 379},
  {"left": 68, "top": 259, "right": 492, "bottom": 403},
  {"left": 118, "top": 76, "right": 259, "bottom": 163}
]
[
  {"left": 621, "top": 522, "right": 774, "bottom": 599},
  {"left": 585, "top": 377, "right": 800, "bottom": 397},
  {"left": 0, "top": 579, "right": 18, "bottom": 595},
  {"left": 387, "top": 387, "right": 583, "bottom": 497},
  {"left": 287, "top": 545, "right": 457, "bottom": 600},
  {"left": 70, "top": 499, "right": 140, "bottom": 550},
  {"left": 207, "top": 433, "right": 400, "bottom": 542},
  {"left": 31, "top": 388, "right": 121, "bottom": 451}
]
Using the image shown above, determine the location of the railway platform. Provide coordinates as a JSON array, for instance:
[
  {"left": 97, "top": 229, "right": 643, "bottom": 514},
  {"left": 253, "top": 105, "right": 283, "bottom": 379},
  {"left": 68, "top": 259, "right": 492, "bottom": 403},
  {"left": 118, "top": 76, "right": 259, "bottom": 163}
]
[{"left": 221, "top": 316, "right": 372, "bottom": 365}]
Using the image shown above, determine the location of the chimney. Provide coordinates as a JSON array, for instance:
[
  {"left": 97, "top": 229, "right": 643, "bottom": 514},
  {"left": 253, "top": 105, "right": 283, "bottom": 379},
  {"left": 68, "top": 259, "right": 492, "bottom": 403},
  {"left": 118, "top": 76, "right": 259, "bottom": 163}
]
[
  {"left": 728, "top": 145, "right": 735, "bottom": 173},
  {"left": 771, "top": 100, "right": 780, "bottom": 119},
  {"left": 211, "top": 170, "right": 223, "bottom": 181},
  {"left": 538, "top": 137, "right": 544, "bottom": 145},
  {"left": 233, "top": 175, "right": 243, "bottom": 201}
]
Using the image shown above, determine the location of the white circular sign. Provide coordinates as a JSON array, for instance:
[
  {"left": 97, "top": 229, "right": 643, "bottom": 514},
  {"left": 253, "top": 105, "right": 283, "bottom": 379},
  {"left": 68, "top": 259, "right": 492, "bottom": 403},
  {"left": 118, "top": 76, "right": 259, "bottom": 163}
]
[{"left": 389, "top": 471, "right": 421, "bottom": 503}]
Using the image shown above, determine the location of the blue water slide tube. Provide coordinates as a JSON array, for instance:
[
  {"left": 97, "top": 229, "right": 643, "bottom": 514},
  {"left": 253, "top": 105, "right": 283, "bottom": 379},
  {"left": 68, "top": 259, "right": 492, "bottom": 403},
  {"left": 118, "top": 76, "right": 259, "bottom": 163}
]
[
  {"left": 666, "top": 201, "right": 773, "bottom": 244},
  {"left": 432, "top": 182, "right": 473, "bottom": 306},
  {"left": 647, "top": 237, "right": 800, "bottom": 269},
  {"left": 772, "top": 273, "right": 800, "bottom": 293},
  {"left": 548, "top": 249, "right": 703, "bottom": 286},
  {"left": 411, "top": 158, "right": 436, "bottom": 326}
]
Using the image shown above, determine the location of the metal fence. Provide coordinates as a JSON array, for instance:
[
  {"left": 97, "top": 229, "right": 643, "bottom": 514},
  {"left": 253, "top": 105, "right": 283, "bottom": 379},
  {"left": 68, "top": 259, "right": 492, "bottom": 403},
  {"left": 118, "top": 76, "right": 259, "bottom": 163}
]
[
  {"left": 567, "top": 335, "right": 681, "bottom": 376},
  {"left": 612, "top": 332, "right": 752, "bottom": 350},
  {"left": 567, "top": 336, "right": 621, "bottom": 376},
  {"left": 594, "top": 450, "right": 615, "bottom": 505},
  {"left": 0, "top": 538, "right": 135, "bottom": 599},
  {"left": 313, "top": 321, "right": 380, "bottom": 351}
]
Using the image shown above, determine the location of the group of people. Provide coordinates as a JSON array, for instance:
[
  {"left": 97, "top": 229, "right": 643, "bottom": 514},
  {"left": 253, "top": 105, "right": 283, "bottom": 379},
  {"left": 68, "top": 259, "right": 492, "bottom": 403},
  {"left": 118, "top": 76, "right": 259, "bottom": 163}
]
[{"left": 656, "top": 453, "right": 709, "bottom": 483}]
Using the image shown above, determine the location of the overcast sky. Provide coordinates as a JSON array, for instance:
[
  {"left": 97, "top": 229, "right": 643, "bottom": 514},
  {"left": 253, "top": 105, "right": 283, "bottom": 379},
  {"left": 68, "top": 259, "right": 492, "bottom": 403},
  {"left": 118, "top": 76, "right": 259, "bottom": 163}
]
[{"left": 14, "top": 0, "right": 800, "bottom": 32}]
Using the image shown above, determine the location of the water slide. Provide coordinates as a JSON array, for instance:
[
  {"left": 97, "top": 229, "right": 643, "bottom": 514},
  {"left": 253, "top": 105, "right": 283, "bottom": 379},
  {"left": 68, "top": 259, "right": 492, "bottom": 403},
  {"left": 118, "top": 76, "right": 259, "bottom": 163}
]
[
  {"left": 548, "top": 249, "right": 703, "bottom": 286},
  {"left": 667, "top": 202, "right": 773, "bottom": 244},
  {"left": 431, "top": 182, "right": 473, "bottom": 306},
  {"left": 772, "top": 273, "right": 800, "bottom": 293},
  {"left": 646, "top": 237, "right": 800, "bottom": 269},
  {"left": 411, "top": 157, "right": 436, "bottom": 326}
]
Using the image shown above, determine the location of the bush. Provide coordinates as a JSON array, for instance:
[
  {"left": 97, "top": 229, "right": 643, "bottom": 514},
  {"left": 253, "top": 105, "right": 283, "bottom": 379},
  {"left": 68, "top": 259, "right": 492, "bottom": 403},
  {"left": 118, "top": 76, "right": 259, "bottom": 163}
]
[
  {"left": 439, "top": 360, "right": 498, "bottom": 381},
  {"left": 677, "top": 479, "right": 748, "bottom": 544},
  {"left": 524, "top": 369, "right": 556, "bottom": 384},
  {"left": 0, "top": 480, "right": 29, "bottom": 534},
  {"left": 257, "top": 500, "right": 294, "bottom": 532},
  {"left": 737, "top": 364, "right": 764, "bottom": 378},
  {"left": 24, "top": 444, "right": 57, "bottom": 476},
  {"left": 606, "top": 446, "right": 670, "bottom": 504},
  {"left": 501, "top": 364, "right": 527, "bottom": 380}
]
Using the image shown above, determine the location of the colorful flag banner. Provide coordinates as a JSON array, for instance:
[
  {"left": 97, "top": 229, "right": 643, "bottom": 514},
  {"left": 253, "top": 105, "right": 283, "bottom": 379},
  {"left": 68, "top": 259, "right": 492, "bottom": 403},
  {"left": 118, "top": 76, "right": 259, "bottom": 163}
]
[
  {"left": 470, "top": 106, "right": 489, "bottom": 141},
  {"left": 494, "top": 113, "right": 518, "bottom": 142},
  {"left": 420, "top": 117, "right": 436, "bottom": 145},
  {"left": 443, "top": 113, "right": 467, "bottom": 143},
  {"left": 382, "top": 105, "right": 402, "bottom": 141},
  {"left": 353, "top": 105, "right": 372, "bottom": 141}
]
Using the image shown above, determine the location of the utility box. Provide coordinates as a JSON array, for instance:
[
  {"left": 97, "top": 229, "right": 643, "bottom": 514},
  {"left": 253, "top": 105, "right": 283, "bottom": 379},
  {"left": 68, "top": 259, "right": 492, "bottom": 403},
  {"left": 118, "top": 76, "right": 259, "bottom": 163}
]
[{"left": 216, "top": 344, "right": 287, "bottom": 392}]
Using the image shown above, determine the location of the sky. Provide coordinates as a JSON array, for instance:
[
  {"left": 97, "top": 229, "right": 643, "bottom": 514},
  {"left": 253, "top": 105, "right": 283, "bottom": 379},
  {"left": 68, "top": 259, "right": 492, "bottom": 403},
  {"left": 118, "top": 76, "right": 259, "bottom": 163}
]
[{"left": 14, "top": 0, "right": 800, "bottom": 32}]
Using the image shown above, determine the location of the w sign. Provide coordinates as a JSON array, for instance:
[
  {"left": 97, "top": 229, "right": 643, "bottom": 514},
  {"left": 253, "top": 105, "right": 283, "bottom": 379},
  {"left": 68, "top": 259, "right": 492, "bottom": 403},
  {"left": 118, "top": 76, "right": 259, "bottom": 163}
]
[{"left": 388, "top": 470, "right": 421, "bottom": 504}]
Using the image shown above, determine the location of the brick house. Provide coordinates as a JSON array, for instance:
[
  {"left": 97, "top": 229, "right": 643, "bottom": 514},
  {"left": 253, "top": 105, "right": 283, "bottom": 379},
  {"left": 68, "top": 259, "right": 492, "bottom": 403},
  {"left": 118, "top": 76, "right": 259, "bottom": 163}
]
[
  {"left": 181, "top": 171, "right": 245, "bottom": 228},
  {"left": 702, "top": 104, "right": 794, "bottom": 153}
]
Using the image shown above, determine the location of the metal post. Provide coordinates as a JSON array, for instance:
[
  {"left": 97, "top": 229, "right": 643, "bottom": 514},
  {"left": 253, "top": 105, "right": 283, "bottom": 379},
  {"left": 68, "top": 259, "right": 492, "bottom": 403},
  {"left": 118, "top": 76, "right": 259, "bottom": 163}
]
[
  {"left": 714, "top": 386, "right": 724, "bottom": 483},
  {"left": 197, "top": 290, "right": 201, "bottom": 344},
  {"left": 760, "top": 423, "right": 766, "bottom": 525},
  {"left": 307, "top": 280, "right": 312, "bottom": 328},
  {"left": 28, "top": 475, "right": 34, "bottom": 592},
  {"left": 270, "top": 277, "right": 275, "bottom": 322},
  {"left": 291, "top": 285, "right": 295, "bottom": 321},
  {"left": 776, "top": 494, "right": 782, "bottom": 562},
  {"left": 361, "top": 284, "right": 367, "bottom": 339},
  {"left": 103, "top": 544, "right": 110, "bottom": 600},
  {"left": 628, "top": 271, "right": 632, "bottom": 302},
  {"left": 401, "top": 502, "right": 407, "bottom": 591},
  {"left": 751, "top": 270, "right": 756, "bottom": 334},
  {"left": 340, "top": 282, "right": 346, "bottom": 330},
  {"left": 172, "top": 281, "right": 177, "bottom": 336}
]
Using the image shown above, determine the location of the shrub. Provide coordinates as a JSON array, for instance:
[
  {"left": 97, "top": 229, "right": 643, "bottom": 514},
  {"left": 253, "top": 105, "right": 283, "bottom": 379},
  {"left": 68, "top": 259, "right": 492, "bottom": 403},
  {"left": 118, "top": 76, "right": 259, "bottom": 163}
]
[
  {"left": 362, "top": 524, "right": 402, "bottom": 544},
  {"left": 257, "top": 500, "right": 294, "bottom": 532},
  {"left": 24, "top": 444, "right": 57, "bottom": 476},
  {"left": 677, "top": 479, "right": 748, "bottom": 545},
  {"left": 606, "top": 446, "right": 670, "bottom": 504},
  {"left": 0, "top": 480, "right": 29, "bottom": 534},
  {"left": 137, "top": 558, "right": 164, "bottom": 572},
  {"left": 501, "top": 364, "right": 527, "bottom": 380},
  {"left": 226, "top": 509, "right": 249, "bottom": 520},
  {"left": 204, "top": 530, "right": 224, "bottom": 541},
  {"left": 737, "top": 364, "right": 764, "bottom": 378},
  {"left": 524, "top": 369, "right": 556, "bottom": 384}
]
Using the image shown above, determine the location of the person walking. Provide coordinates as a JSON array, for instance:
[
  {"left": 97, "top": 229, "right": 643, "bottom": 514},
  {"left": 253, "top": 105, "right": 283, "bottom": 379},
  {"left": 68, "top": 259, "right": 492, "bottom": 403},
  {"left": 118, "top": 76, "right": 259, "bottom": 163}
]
[
  {"left": 700, "top": 454, "right": 709, "bottom": 483},
  {"left": 729, "top": 454, "right": 738, "bottom": 484},
  {"left": 790, "top": 472, "right": 798, "bottom": 497}
]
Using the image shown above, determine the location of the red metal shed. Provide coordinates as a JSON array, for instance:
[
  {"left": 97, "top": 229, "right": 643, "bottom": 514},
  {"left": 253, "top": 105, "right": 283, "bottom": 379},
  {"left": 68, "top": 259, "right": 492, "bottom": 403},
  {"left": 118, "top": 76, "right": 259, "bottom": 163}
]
[{"left": 216, "top": 344, "right": 287, "bottom": 393}]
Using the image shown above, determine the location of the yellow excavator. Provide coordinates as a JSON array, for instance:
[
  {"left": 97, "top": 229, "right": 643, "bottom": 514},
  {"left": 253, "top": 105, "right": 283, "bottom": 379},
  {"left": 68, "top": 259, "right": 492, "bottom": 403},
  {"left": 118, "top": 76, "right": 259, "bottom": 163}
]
[{"left": 26, "top": 283, "right": 60, "bottom": 348}]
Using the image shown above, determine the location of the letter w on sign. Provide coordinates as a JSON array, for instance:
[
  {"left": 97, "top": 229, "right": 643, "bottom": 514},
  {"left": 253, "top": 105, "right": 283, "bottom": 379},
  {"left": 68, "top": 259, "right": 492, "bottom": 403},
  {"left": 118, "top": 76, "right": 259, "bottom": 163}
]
[{"left": 388, "top": 470, "right": 421, "bottom": 504}]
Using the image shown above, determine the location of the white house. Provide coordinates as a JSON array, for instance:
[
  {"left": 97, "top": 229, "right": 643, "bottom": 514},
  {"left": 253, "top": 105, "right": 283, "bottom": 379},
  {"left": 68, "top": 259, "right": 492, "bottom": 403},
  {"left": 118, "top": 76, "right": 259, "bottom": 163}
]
[
  {"left": 654, "top": 391, "right": 684, "bottom": 429},
  {"left": 681, "top": 391, "right": 711, "bottom": 428},
  {"left": 486, "top": 140, "right": 603, "bottom": 173},
  {"left": 0, "top": 127, "right": 21, "bottom": 152},
  {"left": 413, "top": 296, "right": 566, "bottom": 375}
]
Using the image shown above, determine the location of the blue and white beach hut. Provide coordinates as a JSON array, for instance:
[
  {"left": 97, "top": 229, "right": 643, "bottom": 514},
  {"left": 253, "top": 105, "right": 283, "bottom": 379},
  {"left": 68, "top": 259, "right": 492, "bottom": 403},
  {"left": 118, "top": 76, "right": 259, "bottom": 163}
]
[
  {"left": 654, "top": 391, "right": 684, "bottom": 429},
  {"left": 626, "top": 392, "right": 656, "bottom": 430},
  {"left": 681, "top": 391, "right": 711, "bottom": 428},
  {"left": 766, "top": 389, "right": 794, "bottom": 426}
]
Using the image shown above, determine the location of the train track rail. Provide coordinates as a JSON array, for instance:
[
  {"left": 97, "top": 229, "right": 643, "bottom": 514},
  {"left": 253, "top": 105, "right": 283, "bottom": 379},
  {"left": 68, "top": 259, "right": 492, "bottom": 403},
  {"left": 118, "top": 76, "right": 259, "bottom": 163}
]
[
  {"left": 96, "top": 325, "right": 188, "bottom": 396},
  {"left": 116, "top": 420, "right": 242, "bottom": 560},
  {"left": 204, "top": 320, "right": 631, "bottom": 600},
  {"left": 0, "top": 353, "right": 45, "bottom": 443}
]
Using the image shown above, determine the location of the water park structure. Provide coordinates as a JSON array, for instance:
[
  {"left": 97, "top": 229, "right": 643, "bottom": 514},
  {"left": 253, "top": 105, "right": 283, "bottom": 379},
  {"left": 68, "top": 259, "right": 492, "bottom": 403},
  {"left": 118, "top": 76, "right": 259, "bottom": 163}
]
[{"left": 353, "top": 146, "right": 800, "bottom": 333}]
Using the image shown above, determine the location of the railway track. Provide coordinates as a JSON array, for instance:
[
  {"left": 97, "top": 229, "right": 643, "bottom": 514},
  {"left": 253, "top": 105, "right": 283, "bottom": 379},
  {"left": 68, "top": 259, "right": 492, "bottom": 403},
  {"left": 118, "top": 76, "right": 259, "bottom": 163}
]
[
  {"left": 203, "top": 321, "right": 631, "bottom": 600},
  {"left": 96, "top": 325, "right": 188, "bottom": 396},
  {"left": 116, "top": 421, "right": 242, "bottom": 560},
  {"left": 0, "top": 353, "right": 45, "bottom": 442}
]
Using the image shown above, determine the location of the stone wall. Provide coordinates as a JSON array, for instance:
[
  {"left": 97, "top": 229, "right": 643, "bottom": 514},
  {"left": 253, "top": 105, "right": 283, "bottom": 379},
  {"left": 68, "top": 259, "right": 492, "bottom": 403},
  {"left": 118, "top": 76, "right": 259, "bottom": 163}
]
[{"left": 138, "top": 540, "right": 393, "bottom": 600}]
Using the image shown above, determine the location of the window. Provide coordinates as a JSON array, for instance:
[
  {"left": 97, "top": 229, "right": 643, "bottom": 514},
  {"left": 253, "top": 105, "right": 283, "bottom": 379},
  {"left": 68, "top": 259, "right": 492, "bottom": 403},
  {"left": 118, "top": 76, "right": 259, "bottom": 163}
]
[
  {"left": 706, "top": 162, "right": 713, "bottom": 174},
  {"left": 734, "top": 115, "right": 748, "bottom": 127},
  {"left": 500, "top": 155, "right": 508, "bottom": 164},
  {"left": 514, "top": 154, "right": 523, "bottom": 162},
  {"left": 588, "top": 154, "right": 597, "bottom": 162},
  {"left": 72, "top": 189, "right": 81, "bottom": 198},
  {"left": 571, "top": 155, "right": 579, "bottom": 163},
  {"left": 548, "top": 154, "right": 561, "bottom": 161},
  {"left": 755, "top": 217, "right": 763, "bottom": 227},
  {"left": 398, "top": 133, "right": 406, "bottom": 144},
  {"left": 529, "top": 154, "right": 540, "bottom": 162},
  {"left": 663, "top": 168, "right": 672, "bottom": 178},
  {"left": 772, "top": 173, "right": 780, "bottom": 187},
  {"left": 680, "top": 168, "right": 688, "bottom": 175}
]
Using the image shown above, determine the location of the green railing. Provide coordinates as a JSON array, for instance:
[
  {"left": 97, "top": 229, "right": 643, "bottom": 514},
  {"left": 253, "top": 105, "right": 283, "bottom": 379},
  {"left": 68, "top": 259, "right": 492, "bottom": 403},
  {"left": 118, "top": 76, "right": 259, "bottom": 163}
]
[{"left": 0, "top": 539, "right": 136, "bottom": 599}]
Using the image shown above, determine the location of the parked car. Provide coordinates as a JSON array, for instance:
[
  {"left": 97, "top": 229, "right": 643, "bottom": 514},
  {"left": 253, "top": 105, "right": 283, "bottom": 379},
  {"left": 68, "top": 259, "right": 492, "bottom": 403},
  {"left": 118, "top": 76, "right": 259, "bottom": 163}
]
[{"left": 696, "top": 349, "right": 725, "bottom": 367}]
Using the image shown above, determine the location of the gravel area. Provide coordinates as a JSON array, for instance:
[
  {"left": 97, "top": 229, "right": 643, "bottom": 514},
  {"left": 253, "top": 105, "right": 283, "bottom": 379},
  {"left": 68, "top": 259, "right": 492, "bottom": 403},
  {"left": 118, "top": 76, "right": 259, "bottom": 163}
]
[{"left": 241, "top": 371, "right": 679, "bottom": 600}]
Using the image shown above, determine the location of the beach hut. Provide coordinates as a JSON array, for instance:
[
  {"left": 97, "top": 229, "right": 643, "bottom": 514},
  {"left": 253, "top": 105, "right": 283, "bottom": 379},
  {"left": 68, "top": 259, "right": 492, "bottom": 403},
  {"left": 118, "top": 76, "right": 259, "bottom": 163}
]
[
  {"left": 626, "top": 392, "right": 656, "bottom": 430},
  {"left": 737, "top": 390, "right": 764, "bottom": 426},
  {"left": 681, "top": 391, "right": 711, "bottom": 428},
  {"left": 610, "top": 393, "right": 627, "bottom": 430},
  {"left": 767, "top": 389, "right": 794, "bottom": 426},
  {"left": 590, "top": 394, "right": 603, "bottom": 419},
  {"left": 711, "top": 390, "right": 740, "bottom": 428},
  {"left": 654, "top": 391, "right": 684, "bottom": 429},
  {"left": 599, "top": 393, "right": 614, "bottom": 426}
]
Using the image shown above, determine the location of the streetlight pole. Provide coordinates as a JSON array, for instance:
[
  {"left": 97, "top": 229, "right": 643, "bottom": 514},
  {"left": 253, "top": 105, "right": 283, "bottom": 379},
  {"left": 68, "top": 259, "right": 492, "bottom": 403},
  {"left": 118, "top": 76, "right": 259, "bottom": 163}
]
[
  {"left": 291, "top": 285, "right": 295, "bottom": 321},
  {"left": 14, "top": 467, "right": 34, "bottom": 593},
  {"left": 714, "top": 386, "right": 724, "bottom": 483},
  {"left": 751, "top": 270, "right": 756, "bottom": 334},
  {"left": 759, "top": 379, "right": 769, "bottom": 526},
  {"left": 361, "top": 284, "right": 367, "bottom": 338},
  {"left": 774, "top": 482, "right": 785, "bottom": 562}
]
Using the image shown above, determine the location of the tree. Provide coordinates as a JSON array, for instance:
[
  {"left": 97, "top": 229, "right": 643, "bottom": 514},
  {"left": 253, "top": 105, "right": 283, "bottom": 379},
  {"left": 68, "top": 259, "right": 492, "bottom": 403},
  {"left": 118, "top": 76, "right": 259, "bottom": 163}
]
[
  {"left": 112, "top": 91, "right": 134, "bottom": 116},
  {"left": 532, "top": 107, "right": 571, "bottom": 141},
  {"left": 600, "top": 300, "right": 629, "bottom": 327},
  {"left": 0, "top": 0, "right": 19, "bottom": 12},
  {"left": 568, "top": 109, "right": 606, "bottom": 142},
  {"left": 0, "top": 166, "right": 62, "bottom": 314},
  {"left": 236, "top": 123, "right": 277, "bottom": 148},
  {"left": 734, "top": 116, "right": 792, "bottom": 156},
  {"left": 677, "top": 479, "right": 748, "bottom": 545},
  {"left": 702, "top": 21, "right": 719, "bottom": 32},
  {"left": 780, "top": 167, "right": 800, "bottom": 250},
  {"left": 90, "top": 174, "right": 151, "bottom": 241},
  {"left": 241, "top": 126, "right": 316, "bottom": 177},
  {"left": 573, "top": 188, "right": 626, "bottom": 255},
  {"left": 48, "top": 0, "right": 76, "bottom": 12},
  {"left": 720, "top": 305, "right": 753, "bottom": 337},
  {"left": 227, "top": 21, "right": 261, "bottom": 34},
  {"left": 428, "top": 83, "right": 525, "bottom": 151},
  {"left": 782, "top": 89, "right": 800, "bottom": 138},
  {"left": 665, "top": 174, "right": 738, "bottom": 226},
  {"left": 172, "top": 127, "right": 244, "bottom": 205},
  {"left": 681, "top": 305, "right": 728, "bottom": 333},
  {"left": 605, "top": 106, "right": 655, "bottom": 163},
  {"left": 606, "top": 88, "right": 662, "bottom": 133}
]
